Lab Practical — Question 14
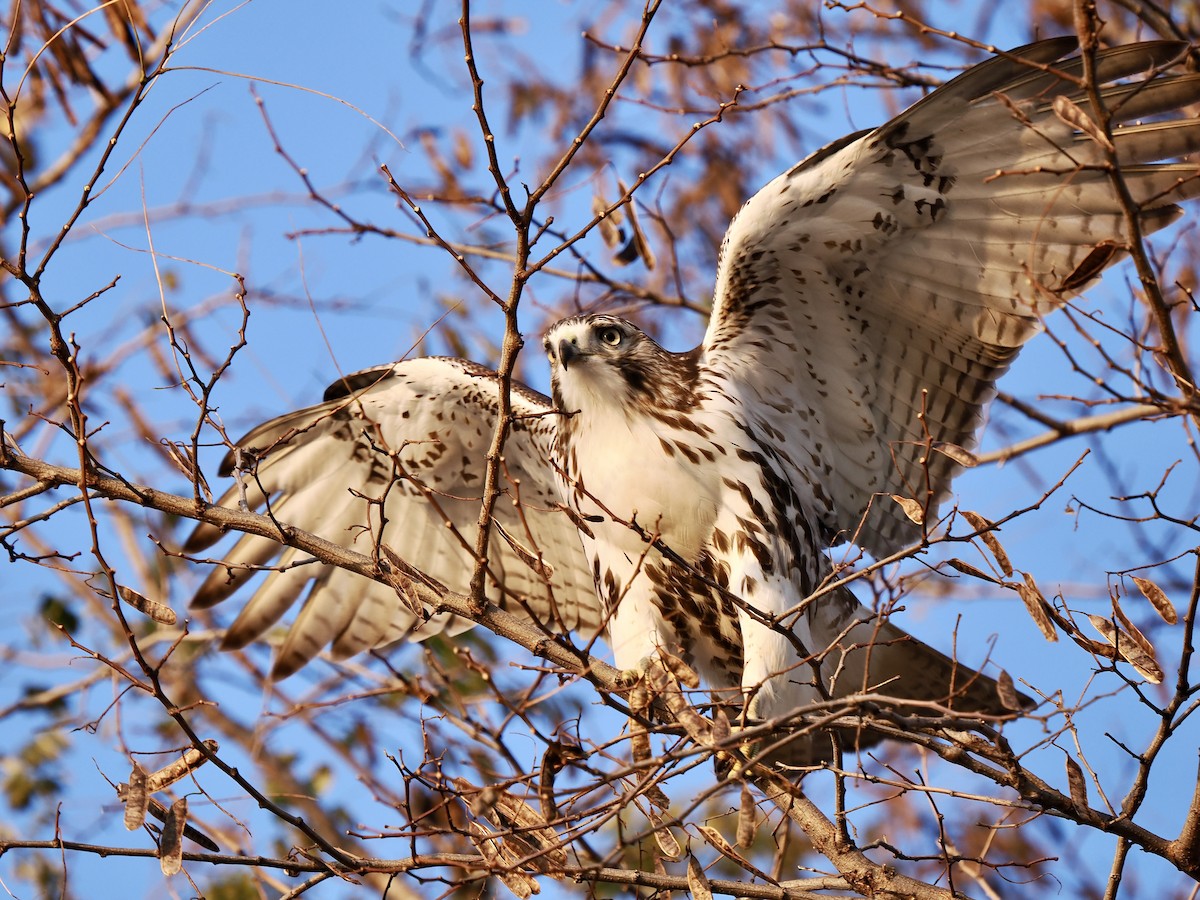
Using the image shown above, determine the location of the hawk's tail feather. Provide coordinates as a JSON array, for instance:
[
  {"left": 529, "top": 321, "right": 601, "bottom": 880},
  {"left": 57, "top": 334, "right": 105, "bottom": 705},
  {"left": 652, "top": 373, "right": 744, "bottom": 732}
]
[{"left": 753, "top": 598, "right": 1032, "bottom": 769}]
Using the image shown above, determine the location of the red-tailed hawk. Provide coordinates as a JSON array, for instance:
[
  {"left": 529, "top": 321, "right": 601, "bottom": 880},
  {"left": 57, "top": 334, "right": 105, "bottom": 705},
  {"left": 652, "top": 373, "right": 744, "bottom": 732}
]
[{"left": 187, "top": 39, "right": 1200, "bottom": 764}]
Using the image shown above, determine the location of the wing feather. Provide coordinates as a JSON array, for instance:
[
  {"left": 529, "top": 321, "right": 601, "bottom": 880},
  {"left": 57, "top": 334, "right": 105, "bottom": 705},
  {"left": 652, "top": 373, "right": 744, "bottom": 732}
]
[
  {"left": 186, "top": 356, "right": 600, "bottom": 677},
  {"left": 702, "top": 38, "right": 1200, "bottom": 555}
]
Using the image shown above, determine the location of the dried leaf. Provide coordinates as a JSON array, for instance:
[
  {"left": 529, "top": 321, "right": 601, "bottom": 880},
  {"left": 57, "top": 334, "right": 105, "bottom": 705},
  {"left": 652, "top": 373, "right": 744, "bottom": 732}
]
[
  {"left": 645, "top": 807, "right": 682, "bottom": 860},
  {"left": 123, "top": 762, "right": 148, "bottom": 830},
  {"left": 1065, "top": 754, "right": 1089, "bottom": 810},
  {"left": 1053, "top": 94, "right": 1115, "bottom": 152},
  {"left": 1088, "top": 614, "right": 1164, "bottom": 683},
  {"left": 1016, "top": 573, "right": 1058, "bottom": 642},
  {"left": 737, "top": 783, "right": 756, "bottom": 848},
  {"left": 159, "top": 797, "right": 187, "bottom": 876},
  {"left": 685, "top": 854, "right": 714, "bottom": 900},
  {"left": 118, "top": 585, "right": 177, "bottom": 625},
  {"left": 891, "top": 494, "right": 925, "bottom": 525},
  {"left": 961, "top": 510, "right": 1013, "bottom": 577},
  {"left": 947, "top": 558, "right": 1001, "bottom": 584},
  {"left": 1131, "top": 576, "right": 1177, "bottom": 625},
  {"left": 996, "top": 669, "right": 1024, "bottom": 712},
  {"left": 146, "top": 741, "right": 219, "bottom": 793},
  {"left": 932, "top": 441, "right": 979, "bottom": 468}
]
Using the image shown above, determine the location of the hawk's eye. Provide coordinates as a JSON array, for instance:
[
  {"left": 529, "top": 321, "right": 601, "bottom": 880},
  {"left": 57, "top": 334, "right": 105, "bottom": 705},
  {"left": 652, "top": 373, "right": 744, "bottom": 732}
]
[{"left": 598, "top": 327, "right": 622, "bottom": 347}]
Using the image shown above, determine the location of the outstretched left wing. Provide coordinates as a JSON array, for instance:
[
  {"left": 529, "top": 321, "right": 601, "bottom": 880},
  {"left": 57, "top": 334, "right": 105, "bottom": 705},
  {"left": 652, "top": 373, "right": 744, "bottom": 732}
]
[{"left": 186, "top": 356, "right": 601, "bottom": 678}]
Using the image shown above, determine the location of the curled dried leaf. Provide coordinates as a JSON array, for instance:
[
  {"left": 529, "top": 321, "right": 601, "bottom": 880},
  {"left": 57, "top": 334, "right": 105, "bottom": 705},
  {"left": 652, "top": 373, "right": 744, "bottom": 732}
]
[
  {"left": 891, "top": 494, "right": 924, "bottom": 525},
  {"left": 1065, "top": 754, "right": 1089, "bottom": 810},
  {"left": 1088, "top": 614, "right": 1164, "bottom": 683},
  {"left": 1016, "top": 573, "right": 1058, "bottom": 642},
  {"left": 159, "top": 797, "right": 187, "bottom": 876},
  {"left": 1131, "top": 576, "right": 1177, "bottom": 625},
  {"left": 118, "top": 585, "right": 177, "bottom": 625},
  {"left": 123, "top": 762, "right": 148, "bottom": 831}
]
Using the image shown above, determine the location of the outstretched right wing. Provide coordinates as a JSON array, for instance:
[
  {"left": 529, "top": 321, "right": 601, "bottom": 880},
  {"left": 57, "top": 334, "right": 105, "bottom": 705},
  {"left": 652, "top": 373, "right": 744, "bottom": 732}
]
[{"left": 185, "top": 356, "right": 601, "bottom": 678}]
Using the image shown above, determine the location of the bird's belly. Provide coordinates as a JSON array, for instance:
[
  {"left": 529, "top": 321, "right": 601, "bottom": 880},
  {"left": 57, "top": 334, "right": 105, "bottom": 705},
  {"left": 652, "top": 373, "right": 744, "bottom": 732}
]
[{"left": 575, "top": 442, "right": 720, "bottom": 560}]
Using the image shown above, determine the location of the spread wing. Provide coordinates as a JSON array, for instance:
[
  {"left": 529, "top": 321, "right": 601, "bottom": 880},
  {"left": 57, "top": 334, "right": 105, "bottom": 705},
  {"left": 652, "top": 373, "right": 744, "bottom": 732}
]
[
  {"left": 186, "top": 356, "right": 600, "bottom": 678},
  {"left": 701, "top": 38, "right": 1200, "bottom": 557}
]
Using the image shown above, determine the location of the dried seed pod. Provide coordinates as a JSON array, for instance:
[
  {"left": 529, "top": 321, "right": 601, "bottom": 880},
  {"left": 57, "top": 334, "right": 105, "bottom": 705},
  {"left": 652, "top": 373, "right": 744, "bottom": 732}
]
[
  {"left": 455, "top": 779, "right": 566, "bottom": 869},
  {"left": 1088, "top": 614, "right": 1164, "bottom": 684},
  {"left": 1131, "top": 576, "right": 1177, "bottom": 625},
  {"left": 947, "top": 558, "right": 1001, "bottom": 584},
  {"left": 996, "top": 670, "right": 1024, "bottom": 712},
  {"left": 891, "top": 494, "right": 925, "bottom": 525},
  {"left": 1016, "top": 573, "right": 1057, "bottom": 642},
  {"left": 493, "top": 521, "right": 554, "bottom": 580},
  {"left": 159, "top": 797, "right": 187, "bottom": 876},
  {"left": 118, "top": 585, "right": 177, "bottom": 625},
  {"left": 961, "top": 510, "right": 1013, "bottom": 577},
  {"left": 467, "top": 821, "right": 539, "bottom": 898},
  {"left": 645, "top": 806, "right": 682, "bottom": 860},
  {"left": 146, "top": 741, "right": 219, "bottom": 793},
  {"left": 932, "top": 442, "right": 979, "bottom": 468},
  {"left": 696, "top": 823, "right": 754, "bottom": 869},
  {"left": 1065, "top": 754, "right": 1089, "bottom": 810},
  {"left": 737, "top": 783, "right": 756, "bottom": 848},
  {"left": 657, "top": 649, "right": 700, "bottom": 688},
  {"left": 1053, "top": 94, "right": 1115, "bottom": 151},
  {"left": 123, "top": 762, "right": 148, "bottom": 830},
  {"left": 685, "top": 854, "right": 714, "bottom": 900}
]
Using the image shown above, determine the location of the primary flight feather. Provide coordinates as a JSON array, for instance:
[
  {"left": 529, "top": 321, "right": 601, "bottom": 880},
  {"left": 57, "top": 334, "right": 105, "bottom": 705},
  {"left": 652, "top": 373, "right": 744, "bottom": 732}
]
[{"left": 188, "top": 38, "right": 1200, "bottom": 763}]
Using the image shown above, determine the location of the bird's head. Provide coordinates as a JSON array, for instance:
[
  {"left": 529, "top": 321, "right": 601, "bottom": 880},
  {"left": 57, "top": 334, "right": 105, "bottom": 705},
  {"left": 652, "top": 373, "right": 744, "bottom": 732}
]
[{"left": 543, "top": 314, "right": 699, "bottom": 416}]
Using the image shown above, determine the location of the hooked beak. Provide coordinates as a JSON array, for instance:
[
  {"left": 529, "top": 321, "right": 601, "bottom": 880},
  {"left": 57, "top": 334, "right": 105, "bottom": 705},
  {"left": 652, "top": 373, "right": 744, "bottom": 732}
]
[{"left": 557, "top": 339, "right": 582, "bottom": 371}]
